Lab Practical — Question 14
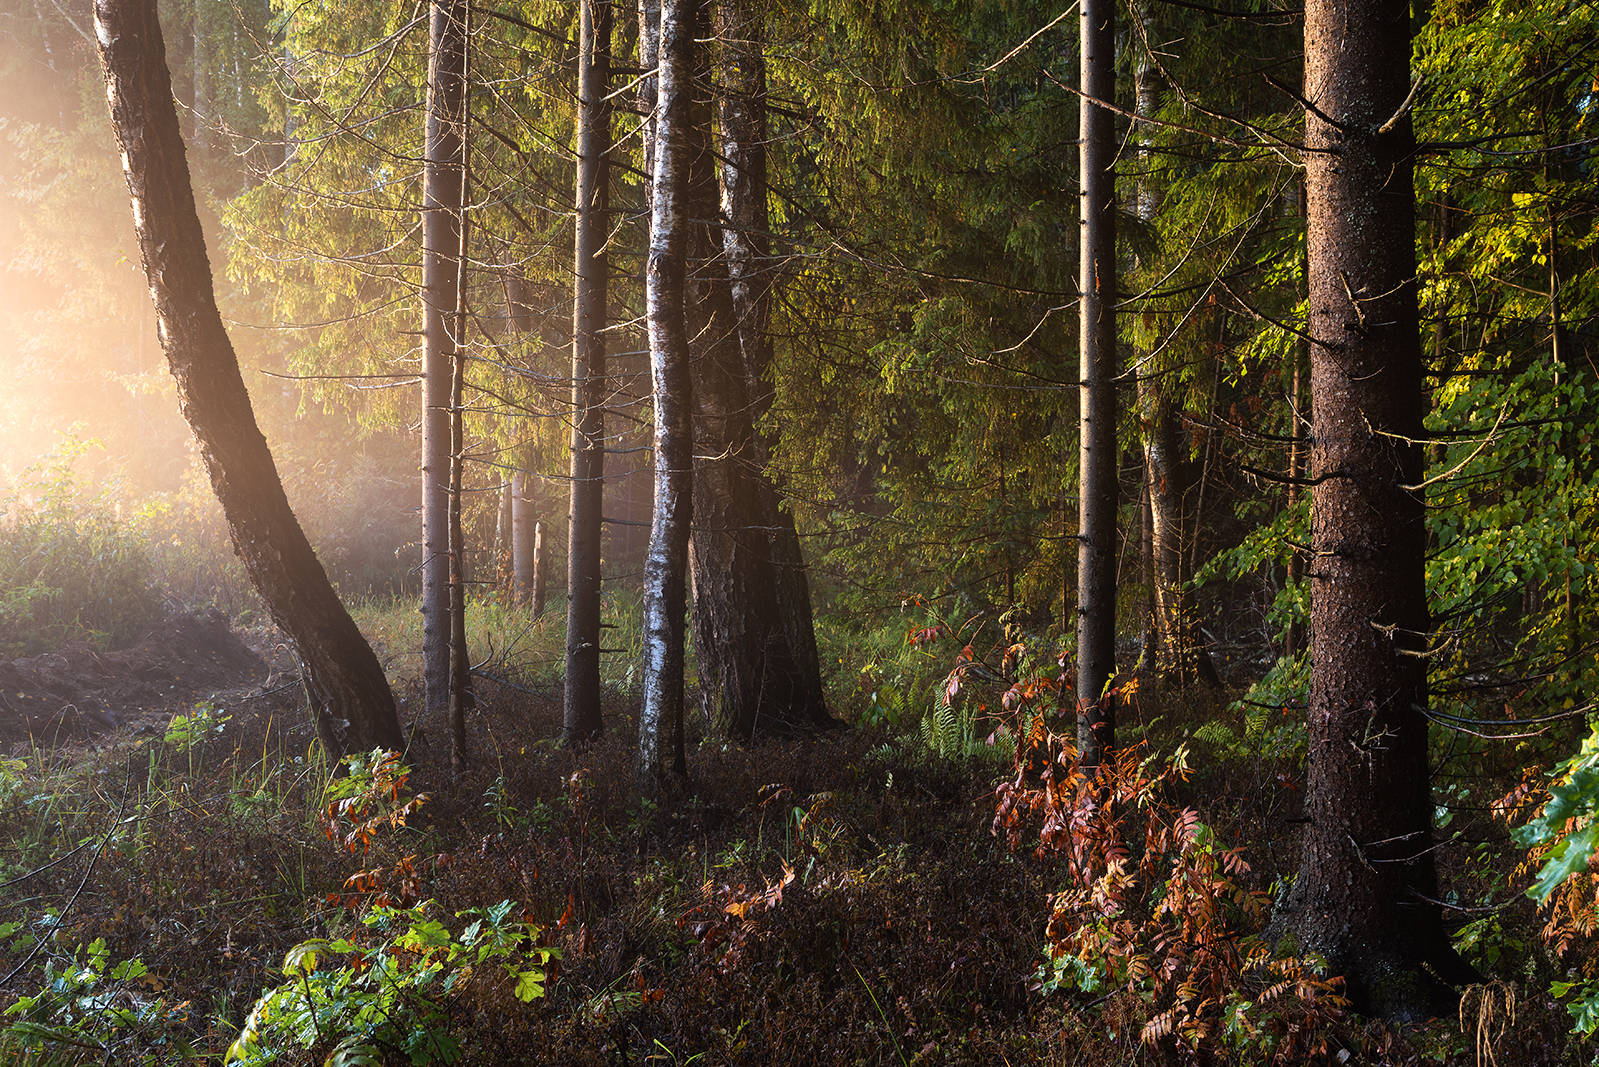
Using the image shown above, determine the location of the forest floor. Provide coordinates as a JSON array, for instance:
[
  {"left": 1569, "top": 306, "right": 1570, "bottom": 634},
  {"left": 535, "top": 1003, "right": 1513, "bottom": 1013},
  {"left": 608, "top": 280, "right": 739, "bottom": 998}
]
[{"left": 0, "top": 613, "right": 1585, "bottom": 1065}]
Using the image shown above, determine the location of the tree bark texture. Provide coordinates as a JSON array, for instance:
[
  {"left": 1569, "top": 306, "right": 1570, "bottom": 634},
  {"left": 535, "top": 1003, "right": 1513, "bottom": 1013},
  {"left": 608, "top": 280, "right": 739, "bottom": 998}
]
[
  {"left": 563, "top": 0, "right": 612, "bottom": 744},
  {"left": 716, "top": 0, "right": 831, "bottom": 727},
  {"left": 448, "top": 181, "right": 473, "bottom": 771},
  {"left": 1132, "top": 12, "right": 1164, "bottom": 675},
  {"left": 422, "top": 0, "right": 468, "bottom": 729},
  {"left": 637, "top": 0, "right": 692, "bottom": 790},
  {"left": 682, "top": 0, "right": 819, "bottom": 741},
  {"left": 1076, "top": 0, "right": 1118, "bottom": 768},
  {"left": 1282, "top": 0, "right": 1450, "bottom": 1017},
  {"left": 531, "top": 520, "right": 548, "bottom": 618},
  {"left": 637, "top": 0, "right": 661, "bottom": 211},
  {"left": 93, "top": 0, "right": 404, "bottom": 759},
  {"left": 511, "top": 471, "right": 536, "bottom": 603}
]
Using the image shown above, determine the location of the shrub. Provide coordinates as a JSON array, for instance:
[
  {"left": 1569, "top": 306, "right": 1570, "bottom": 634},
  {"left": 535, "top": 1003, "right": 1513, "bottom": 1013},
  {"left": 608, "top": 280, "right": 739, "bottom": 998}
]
[
  {"left": 0, "top": 434, "right": 162, "bottom": 656},
  {"left": 2, "top": 931, "right": 196, "bottom": 1065},
  {"left": 225, "top": 899, "right": 558, "bottom": 1067}
]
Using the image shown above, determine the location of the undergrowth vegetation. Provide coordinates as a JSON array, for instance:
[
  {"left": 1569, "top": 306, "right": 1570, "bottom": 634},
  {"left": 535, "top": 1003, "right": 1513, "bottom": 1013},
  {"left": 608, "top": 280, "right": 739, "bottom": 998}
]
[
  {"left": 0, "top": 436, "right": 162, "bottom": 657},
  {"left": 0, "top": 442, "right": 1592, "bottom": 1066},
  {"left": 0, "top": 600, "right": 1590, "bottom": 1065}
]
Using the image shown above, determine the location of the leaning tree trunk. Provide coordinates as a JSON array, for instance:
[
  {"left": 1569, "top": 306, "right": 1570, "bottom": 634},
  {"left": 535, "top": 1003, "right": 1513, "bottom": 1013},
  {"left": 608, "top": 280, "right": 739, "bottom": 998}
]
[
  {"left": 94, "top": 0, "right": 404, "bottom": 759},
  {"left": 563, "top": 0, "right": 612, "bottom": 744},
  {"left": 1280, "top": 0, "right": 1462, "bottom": 1017},
  {"left": 1076, "top": 0, "right": 1118, "bottom": 768},
  {"left": 637, "top": 0, "right": 692, "bottom": 791},
  {"left": 421, "top": 0, "right": 468, "bottom": 732},
  {"left": 716, "top": 0, "right": 830, "bottom": 728}
]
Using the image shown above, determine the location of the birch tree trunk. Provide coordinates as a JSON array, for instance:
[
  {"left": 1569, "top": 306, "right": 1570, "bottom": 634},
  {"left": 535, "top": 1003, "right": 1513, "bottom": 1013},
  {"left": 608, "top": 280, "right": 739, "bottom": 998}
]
[
  {"left": 637, "top": 0, "right": 692, "bottom": 791},
  {"left": 422, "top": 0, "right": 468, "bottom": 731},
  {"left": 1076, "top": 0, "right": 1118, "bottom": 768},
  {"left": 563, "top": 0, "right": 612, "bottom": 744},
  {"left": 93, "top": 0, "right": 404, "bottom": 759}
]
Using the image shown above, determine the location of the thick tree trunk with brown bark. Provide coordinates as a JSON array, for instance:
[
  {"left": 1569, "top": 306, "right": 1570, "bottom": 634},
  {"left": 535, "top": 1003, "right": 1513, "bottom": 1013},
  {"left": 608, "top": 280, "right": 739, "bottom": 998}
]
[
  {"left": 681, "top": 0, "right": 820, "bottom": 741},
  {"left": 563, "top": 0, "right": 612, "bottom": 744},
  {"left": 637, "top": 0, "right": 691, "bottom": 791},
  {"left": 1279, "top": 0, "right": 1465, "bottom": 1017},
  {"left": 716, "top": 0, "right": 830, "bottom": 729},
  {"left": 93, "top": 0, "right": 404, "bottom": 759}
]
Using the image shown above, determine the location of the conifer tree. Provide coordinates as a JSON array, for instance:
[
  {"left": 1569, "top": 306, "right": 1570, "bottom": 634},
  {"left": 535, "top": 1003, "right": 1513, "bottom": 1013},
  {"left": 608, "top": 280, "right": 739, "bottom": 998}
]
[
  {"left": 716, "top": 0, "right": 831, "bottom": 732},
  {"left": 1076, "top": 0, "right": 1118, "bottom": 767},
  {"left": 421, "top": 0, "right": 469, "bottom": 744},
  {"left": 1278, "top": 0, "right": 1454, "bottom": 1016},
  {"left": 563, "top": 0, "right": 613, "bottom": 744}
]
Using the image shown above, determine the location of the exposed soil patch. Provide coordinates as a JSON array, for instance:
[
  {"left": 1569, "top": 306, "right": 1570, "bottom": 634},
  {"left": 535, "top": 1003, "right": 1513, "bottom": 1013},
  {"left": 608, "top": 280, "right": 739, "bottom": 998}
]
[{"left": 0, "top": 609, "right": 270, "bottom": 751}]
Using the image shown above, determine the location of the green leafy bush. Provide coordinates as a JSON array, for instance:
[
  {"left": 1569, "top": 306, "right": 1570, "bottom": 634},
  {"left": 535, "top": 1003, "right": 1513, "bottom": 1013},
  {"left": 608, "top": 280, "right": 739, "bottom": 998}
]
[
  {"left": 226, "top": 899, "right": 558, "bottom": 1066},
  {"left": 0, "top": 435, "right": 162, "bottom": 656},
  {"left": 2, "top": 933, "right": 196, "bottom": 1064},
  {"left": 1505, "top": 724, "right": 1599, "bottom": 1037}
]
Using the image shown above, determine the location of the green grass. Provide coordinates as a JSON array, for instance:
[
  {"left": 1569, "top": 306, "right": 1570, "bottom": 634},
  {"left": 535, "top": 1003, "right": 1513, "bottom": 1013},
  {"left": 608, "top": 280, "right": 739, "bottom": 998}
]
[{"left": 348, "top": 587, "right": 647, "bottom": 694}]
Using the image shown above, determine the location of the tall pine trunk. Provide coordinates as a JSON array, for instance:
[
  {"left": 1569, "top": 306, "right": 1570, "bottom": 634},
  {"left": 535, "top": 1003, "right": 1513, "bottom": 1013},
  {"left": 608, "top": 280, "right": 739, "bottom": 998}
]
[
  {"left": 716, "top": 0, "right": 830, "bottom": 729},
  {"left": 637, "top": 0, "right": 692, "bottom": 791},
  {"left": 448, "top": 170, "right": 472, "bottom": 771},
  {"left": 563, "top": 0, "right": 612, "bottom": 744},
  {"left": 422, "top": 0, "right": 468, "bottom": 731},
  {"left": 94, "top": 0, "right": 404, "bottom": 759},
  {"left": 1280, "top": 0, "right": 1462, "bottom": 1016},
  {"left": 1076, "top": 0, "right": 1118, "bottom": 768}
]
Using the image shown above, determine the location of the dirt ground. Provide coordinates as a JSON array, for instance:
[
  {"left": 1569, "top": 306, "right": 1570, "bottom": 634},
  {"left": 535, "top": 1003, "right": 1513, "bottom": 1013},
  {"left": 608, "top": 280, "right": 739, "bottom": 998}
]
[{"left": 0, "top": 610, "right": 281, "bottom": 753}]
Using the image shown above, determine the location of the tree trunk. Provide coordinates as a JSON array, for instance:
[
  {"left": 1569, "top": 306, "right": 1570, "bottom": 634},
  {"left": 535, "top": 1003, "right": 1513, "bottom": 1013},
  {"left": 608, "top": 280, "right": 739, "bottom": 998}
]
[
  {"left": 511, "top": 471, "right": 536, "bottom": 602},
  {"left": 531, "top": 520, "right": 548, "bottom": 618},
  {"left": 1076, "top": 0, "right": 1118, "bottom": 768},
  {"left": 1280, "top": 0, "right": 1457, "bottom": 1017},
  {"left": 422, "top": 0, "right": 468, "bottom": 731},
  {"left": 716, "top": 0, "right": 831, "bottom": 728},
  {"left": 681, "top": 0, "right": 818, "bottom": 741},
  {"left": 563, "top": 0, "right": 612, "bottom": 744},
  {"left": 637, "top": 0, "right": 660, "bottom": 209},
  {"left": 1284, "top": 335, "right": 1308, "bottom": 658},
  {"left": 448, "top": 177, "right": 472, "bottom": 771},
  {"left": 494, "top": 476, "right": 513, "bottom": 586},
  {"left": 637, "top": 0, "right": 692, "bottom": 791},
  {"left": 1134, "top": 23, "right": 1217, "bottom": 690},
  {"left": 1145, "top": 392, "right": 1216, "bottom": 684},
  {"left": 189, "top": 0, "right": 206, "bottom": 153},
  {"left": 1132, "top": 12, "right": 1162, "bottom": 676},
  {"left": 93, "top": 0, "right": 404, "bottom": 759}
]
